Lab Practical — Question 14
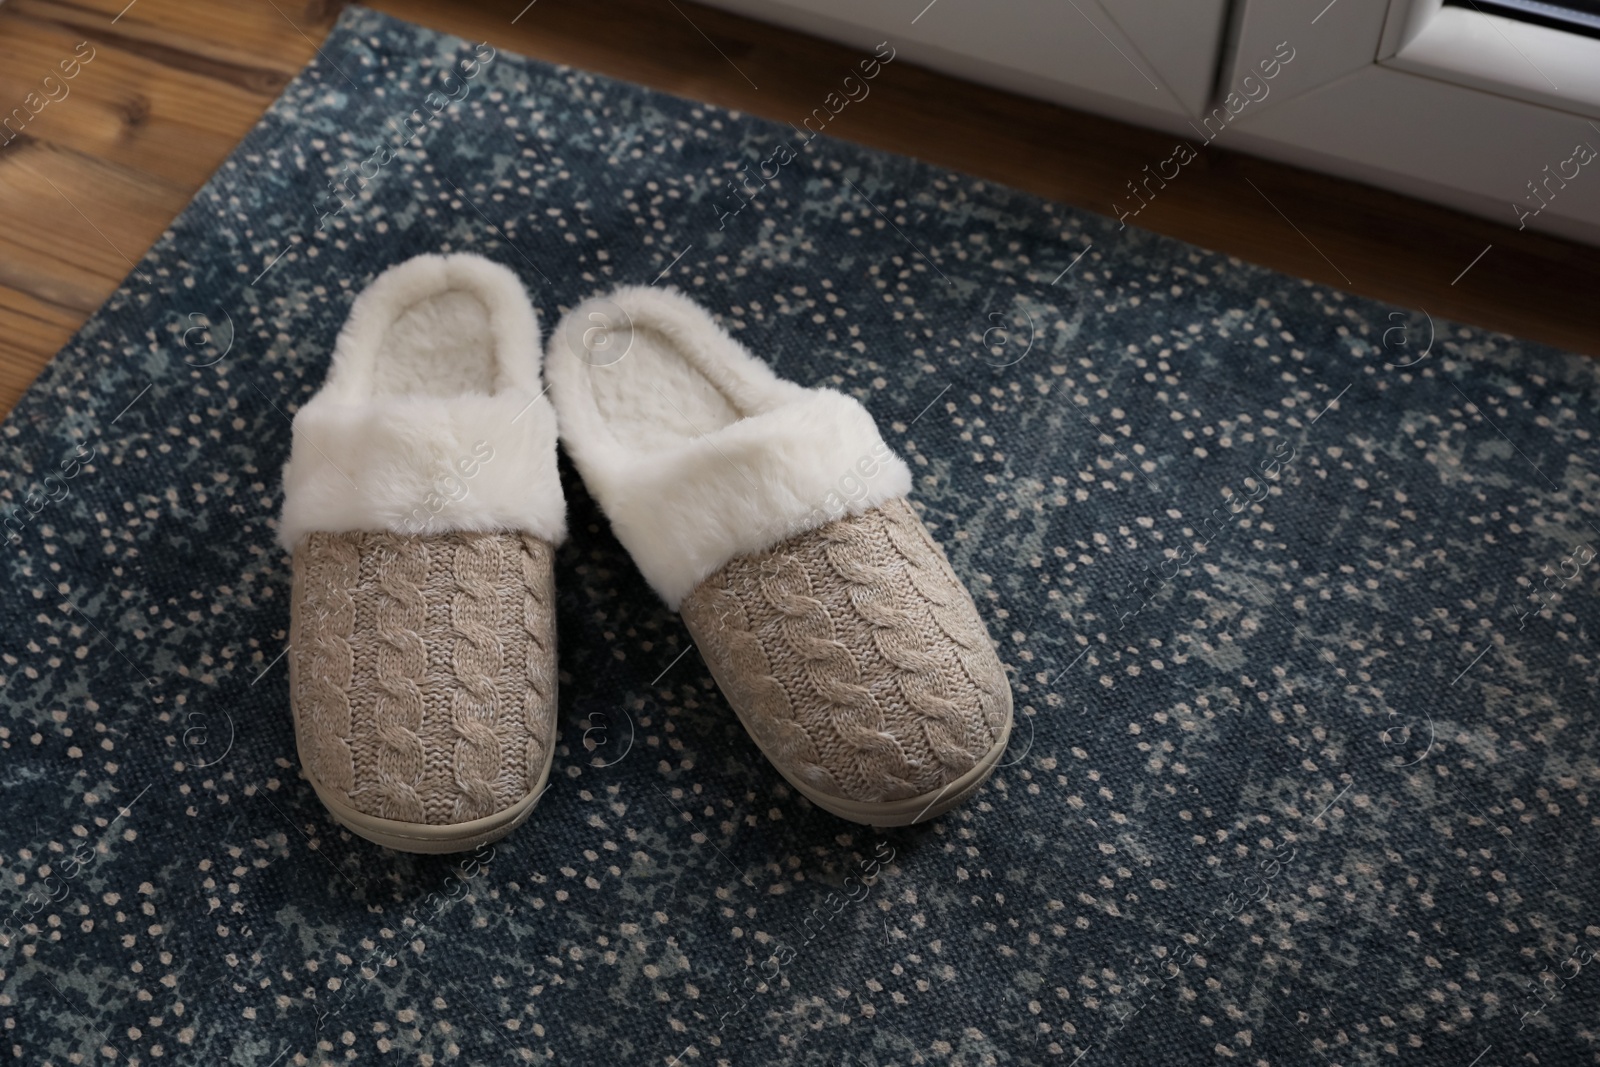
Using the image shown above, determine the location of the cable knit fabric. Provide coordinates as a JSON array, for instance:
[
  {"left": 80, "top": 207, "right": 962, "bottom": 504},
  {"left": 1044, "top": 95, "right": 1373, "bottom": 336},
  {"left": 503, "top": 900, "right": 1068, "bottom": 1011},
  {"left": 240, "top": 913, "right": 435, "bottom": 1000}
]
[
  {"left": 288, "top": 530, "right": 558, "bottom": 825},
  {"left": 681, "top": 498, "right": 1012, "bottom": 803}
]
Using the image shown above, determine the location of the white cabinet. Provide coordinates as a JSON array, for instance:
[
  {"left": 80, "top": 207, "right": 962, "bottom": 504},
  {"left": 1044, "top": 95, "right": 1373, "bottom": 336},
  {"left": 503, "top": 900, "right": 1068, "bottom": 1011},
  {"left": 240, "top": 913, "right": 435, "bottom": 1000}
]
[
  {"left": 703, "top": 0, "right": 1600, "bottom": 244},
  {"left": 696, "top": 0, "right": 1232, "bottom": 126}
]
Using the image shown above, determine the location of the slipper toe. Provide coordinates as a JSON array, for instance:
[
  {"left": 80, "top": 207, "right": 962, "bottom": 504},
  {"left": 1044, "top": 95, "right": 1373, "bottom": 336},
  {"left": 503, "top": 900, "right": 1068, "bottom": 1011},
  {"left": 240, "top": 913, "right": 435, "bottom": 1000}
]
[{"left": 680, "top": 499, "right": 1012, "bottom": 825}]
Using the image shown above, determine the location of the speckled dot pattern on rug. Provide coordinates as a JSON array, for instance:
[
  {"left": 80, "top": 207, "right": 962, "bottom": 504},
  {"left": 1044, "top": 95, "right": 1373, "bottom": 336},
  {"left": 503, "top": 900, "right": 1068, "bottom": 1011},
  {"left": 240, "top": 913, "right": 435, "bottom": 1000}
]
[{"left": 1, "top": 7, "right": 1598, "bottom": 1066}]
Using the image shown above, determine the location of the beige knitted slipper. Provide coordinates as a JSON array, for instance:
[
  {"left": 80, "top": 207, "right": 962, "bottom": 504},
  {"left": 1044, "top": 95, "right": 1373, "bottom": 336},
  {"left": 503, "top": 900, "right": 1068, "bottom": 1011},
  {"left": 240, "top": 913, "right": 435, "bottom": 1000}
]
[
  {"left": 277, "top": 253, "right": 566, "bottom": 853},
  {"left": 545, "top": 286, "right": 1012, "bottom": 826}
]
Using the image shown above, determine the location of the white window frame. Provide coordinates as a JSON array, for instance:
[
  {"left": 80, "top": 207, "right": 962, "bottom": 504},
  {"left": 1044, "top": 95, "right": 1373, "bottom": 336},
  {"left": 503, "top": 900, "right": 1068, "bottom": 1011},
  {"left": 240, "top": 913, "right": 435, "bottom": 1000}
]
[
  {"left": 1380, "top": 0, "right": 1600, "bottom": 116},
  {"left": 1223, "top": 0, "right": 1600, "bottom": 242}
]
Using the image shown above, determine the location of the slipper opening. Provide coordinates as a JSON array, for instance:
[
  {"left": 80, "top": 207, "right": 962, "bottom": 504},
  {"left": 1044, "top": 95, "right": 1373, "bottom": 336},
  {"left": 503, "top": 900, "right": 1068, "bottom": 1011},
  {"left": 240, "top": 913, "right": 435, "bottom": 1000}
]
[
  {"left": 589, "top": 322, "right": 746, "bottom": 451},
  {"left": 374, "top": 288, "right": 499, "bottom": 398},
  {"left": 278, "top": 252, "right": 566, "bottom": 551},
  {"left": 546, "top": 286, "right": 914, "bottom": 609}
]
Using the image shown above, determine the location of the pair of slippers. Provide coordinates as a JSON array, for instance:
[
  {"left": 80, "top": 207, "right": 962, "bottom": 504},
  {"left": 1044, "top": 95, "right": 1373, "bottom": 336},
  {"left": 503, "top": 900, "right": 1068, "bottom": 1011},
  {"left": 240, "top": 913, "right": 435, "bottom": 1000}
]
[{"left": 278, "top": 253, "right": 1013, "bottom": 852}]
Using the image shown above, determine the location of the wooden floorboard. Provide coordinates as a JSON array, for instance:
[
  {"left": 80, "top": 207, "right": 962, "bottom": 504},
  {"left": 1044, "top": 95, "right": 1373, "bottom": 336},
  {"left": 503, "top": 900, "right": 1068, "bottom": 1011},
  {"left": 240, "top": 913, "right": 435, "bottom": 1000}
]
[{"left": 0, "top": 0, "right": 1594, "bottom": 419}]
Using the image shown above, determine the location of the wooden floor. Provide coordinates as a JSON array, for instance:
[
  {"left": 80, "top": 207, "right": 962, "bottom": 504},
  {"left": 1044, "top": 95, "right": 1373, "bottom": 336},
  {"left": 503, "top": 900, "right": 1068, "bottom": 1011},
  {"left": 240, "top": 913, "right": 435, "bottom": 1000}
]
[{"left": 1, "top": 0, "right": 1596, "bottom": 420}]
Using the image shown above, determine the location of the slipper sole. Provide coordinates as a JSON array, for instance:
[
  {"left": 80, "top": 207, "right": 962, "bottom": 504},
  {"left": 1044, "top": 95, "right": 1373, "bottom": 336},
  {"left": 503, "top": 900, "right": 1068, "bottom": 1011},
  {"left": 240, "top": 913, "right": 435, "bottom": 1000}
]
[
  {"left": 304, "top": 752, "right": 553, "bottom": 854},
  {"left": 783, "top": 716, "right": 1014, "bottom": 827}
]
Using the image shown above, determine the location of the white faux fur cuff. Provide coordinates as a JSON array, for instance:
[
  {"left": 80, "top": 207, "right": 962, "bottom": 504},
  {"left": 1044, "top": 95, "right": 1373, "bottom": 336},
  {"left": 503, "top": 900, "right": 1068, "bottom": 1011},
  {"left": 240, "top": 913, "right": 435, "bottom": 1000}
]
[
  {"left": 277, "top": 392, "right": 564, "bottom": 548},
  {"left": 545, "top": 285, "right": 910, "bottom": 609},
  {"left": 276, "top": 252, "right": 565, "bottom": 550}
]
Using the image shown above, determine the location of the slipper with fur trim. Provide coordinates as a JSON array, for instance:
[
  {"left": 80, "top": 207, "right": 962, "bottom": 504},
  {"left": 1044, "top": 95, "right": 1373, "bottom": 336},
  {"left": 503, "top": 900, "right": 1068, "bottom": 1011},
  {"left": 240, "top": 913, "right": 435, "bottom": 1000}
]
[
  {"left": 545, "top": 286, "right": 1012, "bottom": 826},
  {"left": 277, "top": 253, "right": 564, "bottom": 853}
]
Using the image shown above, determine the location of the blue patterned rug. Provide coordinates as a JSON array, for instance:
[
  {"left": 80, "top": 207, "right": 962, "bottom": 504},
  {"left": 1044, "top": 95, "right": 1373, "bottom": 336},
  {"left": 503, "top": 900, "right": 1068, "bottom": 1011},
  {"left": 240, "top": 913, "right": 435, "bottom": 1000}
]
[{"left": 3, "top": 7, "right": 1598, "bottom": 1065}]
